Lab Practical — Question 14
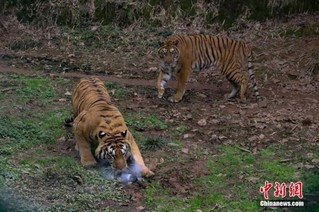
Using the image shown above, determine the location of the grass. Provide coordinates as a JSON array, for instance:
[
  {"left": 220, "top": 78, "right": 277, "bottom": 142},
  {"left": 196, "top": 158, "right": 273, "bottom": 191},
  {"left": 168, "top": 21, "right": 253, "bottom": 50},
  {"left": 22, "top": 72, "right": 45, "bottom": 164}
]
[
  {"left": 125, "top": 111, "right": 169, "bottom": 131},
  {"left": 143, "top": 144, "right": 319, "bottom": 211},
  {"left": 140, "top": 137, "right": 167, "bottom": 150},
  {"left": 279, "top": 24, "right": 319, "bottom": 38},
  {"left": 13, "top": 74, "right": 56, "bottom": 101},
  {"left": 105, "top": 81, "right": 133, "bottom": 99}
]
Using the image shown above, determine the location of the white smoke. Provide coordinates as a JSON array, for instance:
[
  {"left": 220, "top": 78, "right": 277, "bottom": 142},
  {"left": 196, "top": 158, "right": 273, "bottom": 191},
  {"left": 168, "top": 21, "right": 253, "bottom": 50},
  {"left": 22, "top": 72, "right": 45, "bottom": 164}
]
[{"left": 99, "top": 161, "right": 143, "bottom": 184}]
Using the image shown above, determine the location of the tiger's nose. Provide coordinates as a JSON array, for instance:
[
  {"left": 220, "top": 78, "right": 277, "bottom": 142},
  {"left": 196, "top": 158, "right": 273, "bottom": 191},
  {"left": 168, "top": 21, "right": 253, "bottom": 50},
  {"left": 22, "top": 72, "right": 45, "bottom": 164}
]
[
  {"left": 113, "top": 159, "right": 127, "bottom": 170},
  {"left": 112, "top": 149, "right": 127, "bottom": 170}
]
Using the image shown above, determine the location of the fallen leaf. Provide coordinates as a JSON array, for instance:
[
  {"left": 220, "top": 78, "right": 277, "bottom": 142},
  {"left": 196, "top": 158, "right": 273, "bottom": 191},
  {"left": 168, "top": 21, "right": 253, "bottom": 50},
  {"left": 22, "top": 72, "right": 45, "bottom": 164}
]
[
  {"left": 58, "top": 98, "right": 67, "bottom": 102},
  {"left": 183, "top": 134, "right": 194, "bottom": 139},
  {"left": 304, "top": 164, "right": 315, "bottom": 169},
  {"left": 159, "top": 158, "right": 164, "bottom": 163},
  {"left": 259, "top": 134, "right": 265, "bottom": 140},
  {"left": 198, "top": 93, "right": 207, "bottom": 98},
  {"left": 181, "top": 148, "right": 189, "bottom": 154},
  {"left": 136, "top": 206, "right": 145, "bottom": 211},
  {"left": 197, "top": 118, "right": 207, "bottom": 126},
  {"left": 306, "top": 153, "right": 313, "bottom": 158},
  {"left": 218, "top": 135, "right": 227, "bottom": 140},
  {"left": 312, "top": 159, "right": 319, "bottom": 164},
  {"left": 248, "top": 135, "right": 258, "bottom": 142},
  {"left": 246, "top": 177, "right": 259, "bottom": 184},
  {"left": 57, "top": 136, "right": 66, "bottom": 142},
  {"left": 302, "top": 118, "right": 312, "bottom": 126},
  {"left": 148, "top": 67, "right": 158, "bottom": 72}
]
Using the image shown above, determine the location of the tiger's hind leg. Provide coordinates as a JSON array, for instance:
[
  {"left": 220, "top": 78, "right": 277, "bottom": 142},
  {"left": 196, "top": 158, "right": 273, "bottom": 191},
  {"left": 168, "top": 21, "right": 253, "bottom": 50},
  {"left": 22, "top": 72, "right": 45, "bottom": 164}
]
[
  {"left": 227, "top": 80, "right": 240, "bottom": 99},
  {"left": 237, "top": 75, "right": 248, "bottom": 103},
  {"left": 226, "top": 70, "right": 248, "bottom": 103}
]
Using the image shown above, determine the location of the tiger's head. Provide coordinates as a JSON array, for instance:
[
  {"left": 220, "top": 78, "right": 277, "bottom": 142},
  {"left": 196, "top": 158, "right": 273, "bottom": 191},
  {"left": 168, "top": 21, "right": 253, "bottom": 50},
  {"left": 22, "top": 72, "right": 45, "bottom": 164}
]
[
  {"left": 158, "top": 39, "right": 180, "bottom": 73},
  {"left": 95, "top": 129, "right": 131, "bottom": 170}
]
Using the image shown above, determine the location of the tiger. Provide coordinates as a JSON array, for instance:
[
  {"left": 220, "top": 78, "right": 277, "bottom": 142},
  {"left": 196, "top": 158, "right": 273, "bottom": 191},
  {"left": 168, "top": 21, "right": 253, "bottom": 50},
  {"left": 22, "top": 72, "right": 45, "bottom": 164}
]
[
  {"left": 157, "top": 34, "right": 262, "bottom": 103},
  {"left": 69, "top": 77, "right": 154, "bottom": 178}
]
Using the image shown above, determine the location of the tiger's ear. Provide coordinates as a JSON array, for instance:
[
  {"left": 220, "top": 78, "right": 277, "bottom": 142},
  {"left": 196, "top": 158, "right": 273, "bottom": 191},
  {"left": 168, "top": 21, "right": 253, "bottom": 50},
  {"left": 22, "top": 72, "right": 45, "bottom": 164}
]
[
  {"left": 173, "top": 39, "right": 179, "bottom": 46},
  {"left": 158, "top": 40, "right": 164, "bottom": 47},
  {"left": 98, "top": 131, "right": 107, "bottom": 139},
  {"left": 121, "top": 130, "right": 127, "bottom": 137}
]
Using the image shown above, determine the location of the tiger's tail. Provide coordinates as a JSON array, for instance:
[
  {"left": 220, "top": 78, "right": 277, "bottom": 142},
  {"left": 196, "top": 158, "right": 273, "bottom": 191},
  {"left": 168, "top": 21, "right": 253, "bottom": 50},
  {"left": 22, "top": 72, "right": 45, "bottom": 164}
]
[{"left": 247, "top": 52, "right": 262, "bottom": 101}]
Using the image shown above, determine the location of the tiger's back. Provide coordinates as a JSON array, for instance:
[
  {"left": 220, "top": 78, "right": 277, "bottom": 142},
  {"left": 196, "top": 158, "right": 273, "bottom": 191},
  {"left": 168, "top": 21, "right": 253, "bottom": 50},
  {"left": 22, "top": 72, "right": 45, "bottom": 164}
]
[
  {"left": 174, "top": 35, "right": 249, "bottom": 72},
  {"left": 157, "top": 34, "right": 262, "bottom": 103},
  {"left": 72, "top": 77, "right": 112, "bottom": 118}
]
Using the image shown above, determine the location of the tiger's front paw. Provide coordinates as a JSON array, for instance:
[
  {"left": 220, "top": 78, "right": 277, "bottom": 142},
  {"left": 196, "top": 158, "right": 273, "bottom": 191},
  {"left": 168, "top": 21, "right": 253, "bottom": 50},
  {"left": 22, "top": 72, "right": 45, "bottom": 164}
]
[
  {"left": 239, "top": 96, "right": 247, "bottom": 104},
  {"left": 158, "top": 90, "right": 164, "bottom": 99},
  {"left": 168, "top": 94, "right": 182, "bottom": 103},
  {"left": 81, "top": 157, "right": 97, "bottom": 167},
  {"left": 141, "top": 168, "right": 155, "bottom": 178}
]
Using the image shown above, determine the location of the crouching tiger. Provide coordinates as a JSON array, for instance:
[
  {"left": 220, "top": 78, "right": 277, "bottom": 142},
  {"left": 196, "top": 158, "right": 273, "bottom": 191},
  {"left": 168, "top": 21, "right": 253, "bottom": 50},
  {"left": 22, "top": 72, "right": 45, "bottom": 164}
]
[
  {"left": 68, "top": 77, "right": 154, "bottom": 177},
  {"left": 157, "top": 34, "right": 262, "bottom": 103}
]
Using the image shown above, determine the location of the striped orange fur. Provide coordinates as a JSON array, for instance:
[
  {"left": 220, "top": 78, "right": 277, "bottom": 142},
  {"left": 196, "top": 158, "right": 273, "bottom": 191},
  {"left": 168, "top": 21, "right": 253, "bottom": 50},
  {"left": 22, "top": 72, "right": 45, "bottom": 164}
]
[
  {"left": 157, "top": 34, "right": 262, "bottom": 103},
  {"left": 70, "top": 77, "right": 154, "bottom": 177}
]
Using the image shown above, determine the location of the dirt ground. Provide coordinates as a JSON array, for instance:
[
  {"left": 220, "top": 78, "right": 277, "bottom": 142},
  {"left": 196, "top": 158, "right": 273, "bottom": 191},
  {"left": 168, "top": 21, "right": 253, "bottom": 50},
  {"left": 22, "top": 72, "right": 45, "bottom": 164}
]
[{"left": 0, "top": 14, "right": 318, "bottom": 211}]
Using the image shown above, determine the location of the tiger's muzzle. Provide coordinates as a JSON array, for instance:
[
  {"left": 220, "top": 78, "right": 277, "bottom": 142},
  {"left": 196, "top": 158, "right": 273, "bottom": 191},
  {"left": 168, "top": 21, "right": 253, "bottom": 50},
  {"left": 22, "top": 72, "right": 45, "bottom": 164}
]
[{"left": 97, "top": 143, "right": 130, "bottom": 170}]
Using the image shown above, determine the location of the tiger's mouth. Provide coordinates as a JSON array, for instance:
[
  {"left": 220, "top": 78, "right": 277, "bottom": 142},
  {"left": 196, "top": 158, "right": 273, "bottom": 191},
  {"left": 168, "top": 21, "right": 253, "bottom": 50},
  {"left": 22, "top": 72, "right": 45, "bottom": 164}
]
[
  {"left": 96, "top": 144, "right": 131, "bottom": 170},
  {"left": 98, "top": 155, "right": 142, "bottom": 183}
]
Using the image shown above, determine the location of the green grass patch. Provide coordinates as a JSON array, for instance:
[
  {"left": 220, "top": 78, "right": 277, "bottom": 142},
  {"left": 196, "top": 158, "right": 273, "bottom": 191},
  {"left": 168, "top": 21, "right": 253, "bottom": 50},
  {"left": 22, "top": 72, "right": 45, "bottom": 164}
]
[
  {"left": 0, "top": 109, "right": 68, "bottom": 152},
  {"left": 173, "top": 124, "right": 188, "bottom": 136},
  {"left": 140, "top": 137, "right": 167, "bottom": 150},
  {"left": 14, "top": 75, "right": 56, "bottom": 99},
  {"left": 144, "top": 144, "right": 318, "bottom": 211},
  {"left": 125, "top": 112, "right": 168, "bottom": 130}
]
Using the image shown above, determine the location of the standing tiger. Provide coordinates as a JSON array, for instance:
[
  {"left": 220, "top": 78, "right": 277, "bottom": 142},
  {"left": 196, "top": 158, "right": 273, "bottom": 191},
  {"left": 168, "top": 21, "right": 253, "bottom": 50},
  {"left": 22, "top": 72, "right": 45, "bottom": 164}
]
[
  {"left": 157, "top": 34, "right": 262, "bottom": 103},
  {"left": 70, "top": 77, "right": 154, "bottom": 177}
]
